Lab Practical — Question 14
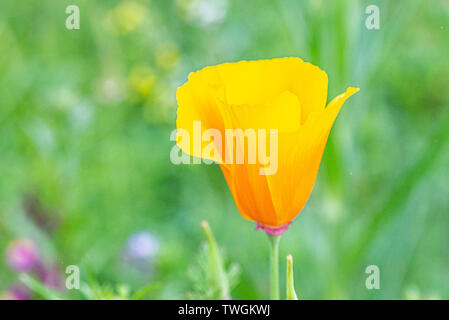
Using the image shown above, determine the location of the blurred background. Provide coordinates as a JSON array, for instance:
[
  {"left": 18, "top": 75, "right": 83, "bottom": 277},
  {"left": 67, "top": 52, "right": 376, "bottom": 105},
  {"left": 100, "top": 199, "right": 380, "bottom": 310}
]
[{"left": 0, "top": 0, "right": 448, "bottom": 299}]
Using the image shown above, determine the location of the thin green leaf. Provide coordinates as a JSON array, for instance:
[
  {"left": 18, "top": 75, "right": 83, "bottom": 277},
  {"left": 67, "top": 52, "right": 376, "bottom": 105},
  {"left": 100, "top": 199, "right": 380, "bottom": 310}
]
[
  {"left": 286, "top": 254, "right": 298, "bottom": 300},
  {"left": 19, "top": 273, "right": 66, "bottom": 300}
]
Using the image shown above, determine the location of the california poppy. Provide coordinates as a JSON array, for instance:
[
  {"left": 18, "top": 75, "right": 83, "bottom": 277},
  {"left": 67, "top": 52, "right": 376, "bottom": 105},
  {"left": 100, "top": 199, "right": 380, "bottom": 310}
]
[{"left": 175, "top": 57, "right": 358, "bottom": 235}]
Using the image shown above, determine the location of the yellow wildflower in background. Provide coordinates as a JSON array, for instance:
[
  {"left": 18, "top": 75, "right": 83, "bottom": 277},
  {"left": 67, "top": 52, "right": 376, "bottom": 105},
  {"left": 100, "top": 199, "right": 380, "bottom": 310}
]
[
  {"left": 104, "top": 1, "right": 146, "bottom": 35},
  {"left": 129, "top": 66, "right": 155, "bottom": 98}
]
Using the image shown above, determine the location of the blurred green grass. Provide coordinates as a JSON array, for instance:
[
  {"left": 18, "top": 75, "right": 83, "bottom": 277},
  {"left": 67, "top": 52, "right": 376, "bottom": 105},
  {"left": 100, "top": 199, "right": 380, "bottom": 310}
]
[{"left": 0, "top": 0, "right": 448, "bottom": 299}]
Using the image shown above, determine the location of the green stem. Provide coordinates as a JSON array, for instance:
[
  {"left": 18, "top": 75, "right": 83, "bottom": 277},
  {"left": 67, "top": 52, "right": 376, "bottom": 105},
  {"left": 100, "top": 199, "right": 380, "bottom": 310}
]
[
  {"left": 267, "top": 234, "right": 281, "bottom": 300},
  {"left": 286, "top": 254, "right": 298, "bottom": 300},
  {"left": 201, "top": 221, "right": 230, "bottom": 299}
]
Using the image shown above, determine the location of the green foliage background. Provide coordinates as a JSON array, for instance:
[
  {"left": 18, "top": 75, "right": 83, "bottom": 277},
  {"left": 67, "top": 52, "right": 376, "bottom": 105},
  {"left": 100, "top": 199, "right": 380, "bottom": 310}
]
[{"left": 0, "top": 0, "right": 448, "bottom": 299}]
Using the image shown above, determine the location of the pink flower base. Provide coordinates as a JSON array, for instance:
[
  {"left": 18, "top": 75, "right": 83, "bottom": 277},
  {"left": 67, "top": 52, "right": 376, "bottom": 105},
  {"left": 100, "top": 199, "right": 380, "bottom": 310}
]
[{"left": 254, "top": 222, "right": 292, "bottom": 235}]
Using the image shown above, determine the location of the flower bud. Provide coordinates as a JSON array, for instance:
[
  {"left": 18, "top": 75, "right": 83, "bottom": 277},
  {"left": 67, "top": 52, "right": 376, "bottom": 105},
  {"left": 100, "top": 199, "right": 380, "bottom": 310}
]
[{"left": 6, "top": 239, "right": 40, "bottom": 273}]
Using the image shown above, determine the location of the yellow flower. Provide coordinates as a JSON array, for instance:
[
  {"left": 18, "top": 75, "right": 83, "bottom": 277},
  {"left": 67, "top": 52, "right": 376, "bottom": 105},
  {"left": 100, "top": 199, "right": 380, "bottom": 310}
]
[
  {"left": 104, "top": 1, "right": 145, "bottom": 35},
  {"left": 129, "top": 66, "right": 155, "bottom": 97},
  {"left": 175, "top": 58, "right": 358, "bottom": 233},
  {"left": 155, "top": 42, "right": 180, "bottom": 70}
]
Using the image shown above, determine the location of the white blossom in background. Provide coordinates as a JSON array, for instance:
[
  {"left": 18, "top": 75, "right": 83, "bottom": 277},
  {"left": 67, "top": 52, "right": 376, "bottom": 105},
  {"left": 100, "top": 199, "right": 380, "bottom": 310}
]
[
  {"left": 27, "top": 120, "right": 55, "bottom": 154},
  {"left": 177, "top": 0, "right": 228, "bottom": 27},
  {"left": 96, "top": 76, "right": 127, "bottom": 105},
  {"left": 123, "top": 231, "right": 160, "bottom": 274},
  {"left": 70, "top": 100, "right": 94, "bottom": 130}
]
